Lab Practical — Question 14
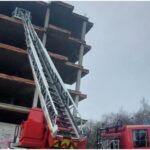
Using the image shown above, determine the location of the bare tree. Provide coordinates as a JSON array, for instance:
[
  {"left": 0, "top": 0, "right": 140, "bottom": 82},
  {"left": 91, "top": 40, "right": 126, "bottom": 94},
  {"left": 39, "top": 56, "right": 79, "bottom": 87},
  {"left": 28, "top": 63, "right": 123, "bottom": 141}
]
[
  {"left": 83, "top": 120, "right": 102, "bottom": 148},
  {"left": 101, "top": 107, "right": 132, "bottom": 127},
  {"left": 134, "top": 98, "right": 150, "bottom": 124}
]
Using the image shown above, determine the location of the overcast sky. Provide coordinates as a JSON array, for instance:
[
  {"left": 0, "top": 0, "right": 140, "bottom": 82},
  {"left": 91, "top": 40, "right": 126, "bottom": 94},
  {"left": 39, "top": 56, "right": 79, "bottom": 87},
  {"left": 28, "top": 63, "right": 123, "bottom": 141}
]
[{"left": 66, "top": 1, "right": 150, "bottom": 120}]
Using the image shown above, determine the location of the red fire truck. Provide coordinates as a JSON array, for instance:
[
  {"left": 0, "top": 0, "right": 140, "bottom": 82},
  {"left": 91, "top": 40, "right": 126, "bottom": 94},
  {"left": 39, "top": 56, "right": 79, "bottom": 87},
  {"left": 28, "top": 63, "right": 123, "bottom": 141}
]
[{"left": 97, "top": 121, "right": 150, "bottom": 149}]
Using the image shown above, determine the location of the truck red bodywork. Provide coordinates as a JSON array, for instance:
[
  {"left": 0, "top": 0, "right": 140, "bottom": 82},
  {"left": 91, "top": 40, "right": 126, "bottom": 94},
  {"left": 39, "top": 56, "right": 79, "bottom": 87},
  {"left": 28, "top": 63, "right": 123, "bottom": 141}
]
[
  {"left": 17, "top": 108, "right": 86, "bottom": 149},
  {"left": 101, "top": 125, "right": 150, "bottom": 149}
]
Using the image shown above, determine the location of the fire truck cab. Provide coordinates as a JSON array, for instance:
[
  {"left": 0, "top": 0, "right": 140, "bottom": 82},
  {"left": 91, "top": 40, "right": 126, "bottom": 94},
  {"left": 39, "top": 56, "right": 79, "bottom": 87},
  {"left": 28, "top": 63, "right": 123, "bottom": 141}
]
[{"left": 98, "top": 124, "right": 150, "bottom": 149}]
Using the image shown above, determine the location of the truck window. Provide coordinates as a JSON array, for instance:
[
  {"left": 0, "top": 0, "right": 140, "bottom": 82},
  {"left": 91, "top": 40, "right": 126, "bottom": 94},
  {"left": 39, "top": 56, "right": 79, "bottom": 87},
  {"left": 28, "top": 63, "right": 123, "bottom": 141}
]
[{"left": 133, "top": 129, "right": 149, "bottom": 148}]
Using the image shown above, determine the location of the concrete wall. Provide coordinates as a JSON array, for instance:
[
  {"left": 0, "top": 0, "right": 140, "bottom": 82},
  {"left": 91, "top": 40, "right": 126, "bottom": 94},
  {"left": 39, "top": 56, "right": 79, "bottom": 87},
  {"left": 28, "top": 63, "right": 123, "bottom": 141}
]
[{"left": 0, "top": 122, "right": 16, "bottom": 148}]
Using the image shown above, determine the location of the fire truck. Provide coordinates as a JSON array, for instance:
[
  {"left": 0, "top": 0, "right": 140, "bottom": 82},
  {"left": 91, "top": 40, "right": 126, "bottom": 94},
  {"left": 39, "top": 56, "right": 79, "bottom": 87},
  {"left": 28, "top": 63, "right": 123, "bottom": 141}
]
[
  {"left": 97, "top": 120, "right": 150, "bottom": 149},
  {"left": 9, "top": 7, "right": 87, "bottom": 149}
]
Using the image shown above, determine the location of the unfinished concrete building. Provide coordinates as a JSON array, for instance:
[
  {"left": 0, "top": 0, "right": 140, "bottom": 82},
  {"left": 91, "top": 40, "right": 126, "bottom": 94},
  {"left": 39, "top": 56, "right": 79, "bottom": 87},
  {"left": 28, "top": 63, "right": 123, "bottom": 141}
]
[{"left": 0, "top": 1, "right": 93, "bottom": 126}]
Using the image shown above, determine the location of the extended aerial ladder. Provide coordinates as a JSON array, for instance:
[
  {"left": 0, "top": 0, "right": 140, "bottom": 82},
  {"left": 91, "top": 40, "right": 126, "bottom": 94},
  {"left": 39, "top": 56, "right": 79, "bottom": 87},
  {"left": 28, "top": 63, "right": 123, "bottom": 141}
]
[{"left": 11, "top": 7, "right": 86, "bottom": 149}]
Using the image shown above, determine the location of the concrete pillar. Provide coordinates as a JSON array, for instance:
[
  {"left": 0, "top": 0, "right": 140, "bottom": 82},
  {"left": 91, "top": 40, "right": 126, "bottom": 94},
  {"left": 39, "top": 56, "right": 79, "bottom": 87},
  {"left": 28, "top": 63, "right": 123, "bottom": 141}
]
[
  {"left": 32, "top": 6, "right": 50, "bottom": 107},
  {"left": 73, "top": 21, "right": 87, "bottom": 116},
  {"left": 42, "top": 7, "right": 50, "bottom": 46},
  {"left": 32, "top": 88, "right": 38, "bottom": 107}
]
